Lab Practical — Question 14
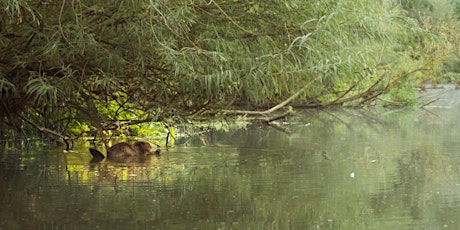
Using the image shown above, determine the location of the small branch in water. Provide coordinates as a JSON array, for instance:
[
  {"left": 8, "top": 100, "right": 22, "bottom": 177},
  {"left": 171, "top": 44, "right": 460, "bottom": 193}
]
[
  {"left": 267, "top": 122, "right": 292, "bottom": 135},
  {"left": 321, "top": 151, "right": 332, "bottom": 160},
  {"left": 377, "top": 98, "right": 407, "bottom": 106},
  {"left": 266, "top": 111, "right": 294, "bottom": 123},
  {"left": 420, "top": 97, "right": 440, "bottom": 108},
  {"left": 263, "top": 111, "right": 295, "bottom": 134}
]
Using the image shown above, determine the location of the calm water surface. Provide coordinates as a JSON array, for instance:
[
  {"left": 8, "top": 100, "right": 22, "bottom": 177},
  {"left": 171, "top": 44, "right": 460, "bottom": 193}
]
[{"left": 2, "top": 96, "right": 460, "bottom": 229}]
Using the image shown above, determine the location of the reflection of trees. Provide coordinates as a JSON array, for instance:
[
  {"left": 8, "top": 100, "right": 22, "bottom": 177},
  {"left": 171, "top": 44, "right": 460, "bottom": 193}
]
[
  {"left": 396, "top": 150, "right": 426, "bottom": 220},
  {"left": 370, "top": 146, "right": 460, "bottom": 226},
  {"left": 369, "top": 150, "right": 426, "bottom": 219},
  {"left": 0, "top": 143, "right": 262, "bottom": 229},
  {"left": 4, "top": 106, "right": 460, "bottom": 228},
  {"left": 1, "top": 141, "right": 328, "bottom": 229}
]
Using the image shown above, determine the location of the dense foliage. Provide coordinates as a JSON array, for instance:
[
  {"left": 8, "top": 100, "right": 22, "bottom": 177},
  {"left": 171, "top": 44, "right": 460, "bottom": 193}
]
[{"left": 1, "top": 0, "right": 459, "bottom": 142}]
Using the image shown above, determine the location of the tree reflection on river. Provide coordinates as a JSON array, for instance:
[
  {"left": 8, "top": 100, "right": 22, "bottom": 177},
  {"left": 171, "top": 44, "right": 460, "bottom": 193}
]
[{"left": 2, "top": 105, "right": 460, "bottom": 229}]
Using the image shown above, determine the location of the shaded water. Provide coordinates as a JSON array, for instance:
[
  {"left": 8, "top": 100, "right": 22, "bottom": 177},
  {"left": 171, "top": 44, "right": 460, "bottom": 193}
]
[{"left": 2, "top": 93, "right": 460, "bottom": 229}]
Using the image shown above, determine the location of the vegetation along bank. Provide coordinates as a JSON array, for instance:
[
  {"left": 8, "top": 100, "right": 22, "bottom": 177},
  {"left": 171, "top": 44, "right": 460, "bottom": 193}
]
[{"left": 1, "top": 0, "right": 459, "bottom": 147}]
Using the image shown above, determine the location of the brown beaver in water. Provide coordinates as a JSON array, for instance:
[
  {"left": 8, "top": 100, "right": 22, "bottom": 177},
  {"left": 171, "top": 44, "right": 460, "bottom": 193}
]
[{"left": 89, "top": 141, "right": 160, "bottom": 162}]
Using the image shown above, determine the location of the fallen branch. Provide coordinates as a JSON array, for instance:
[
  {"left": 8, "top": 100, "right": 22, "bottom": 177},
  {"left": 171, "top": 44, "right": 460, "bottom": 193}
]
[
  {"left": 420, "top": 97, "right": 440, "bottom": 108},
  {"left": 16, "top": 112, "right": 73, "bottom": 151},
  {"left": 218, "top": 76, "right": 321, "bottom": 115},
  {"left": 328, "top": 84, "right": 356, "bottom": 105}
]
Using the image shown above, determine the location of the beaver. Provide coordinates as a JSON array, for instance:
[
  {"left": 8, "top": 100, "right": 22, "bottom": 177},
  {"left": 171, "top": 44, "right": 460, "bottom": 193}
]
[{"left": 89, "top": 141, "right": 160, "bottom": 162}]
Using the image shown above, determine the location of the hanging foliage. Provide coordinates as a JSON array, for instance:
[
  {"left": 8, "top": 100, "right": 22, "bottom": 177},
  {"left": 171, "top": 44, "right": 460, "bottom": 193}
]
[{"left": 0, "top": 0, "right": 459, "bottom": 142}]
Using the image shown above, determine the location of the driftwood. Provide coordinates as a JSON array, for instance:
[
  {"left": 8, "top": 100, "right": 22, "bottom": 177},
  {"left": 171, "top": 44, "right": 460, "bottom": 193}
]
[{"left": 219, "top": 80, "right": 315, "bottom": 116}]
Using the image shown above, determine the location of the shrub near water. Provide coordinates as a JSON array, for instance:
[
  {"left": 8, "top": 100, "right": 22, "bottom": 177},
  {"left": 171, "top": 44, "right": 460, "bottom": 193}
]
[{"left": 0, "top": 0, "right": 458, "bottom": 138}]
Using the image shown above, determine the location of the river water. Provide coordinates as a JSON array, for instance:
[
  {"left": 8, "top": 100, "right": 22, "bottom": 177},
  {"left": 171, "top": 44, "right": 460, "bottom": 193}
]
[{"left": 2, "top": 89, "right": 460, "bottom": 229}]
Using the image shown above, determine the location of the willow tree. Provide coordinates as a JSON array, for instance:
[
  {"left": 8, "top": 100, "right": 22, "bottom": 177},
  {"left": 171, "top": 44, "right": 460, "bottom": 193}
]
[
  {"left": 0, "top": 0, "right": 179, "bottom": 143},
  {"left": 0, "top": 0, "right": 458, "bottom": 143}
]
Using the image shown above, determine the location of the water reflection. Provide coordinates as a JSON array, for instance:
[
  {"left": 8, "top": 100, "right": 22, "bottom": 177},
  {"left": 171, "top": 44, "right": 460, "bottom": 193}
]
[{"left": 2, "top": 105, "right": 460, "bottom": 229}]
